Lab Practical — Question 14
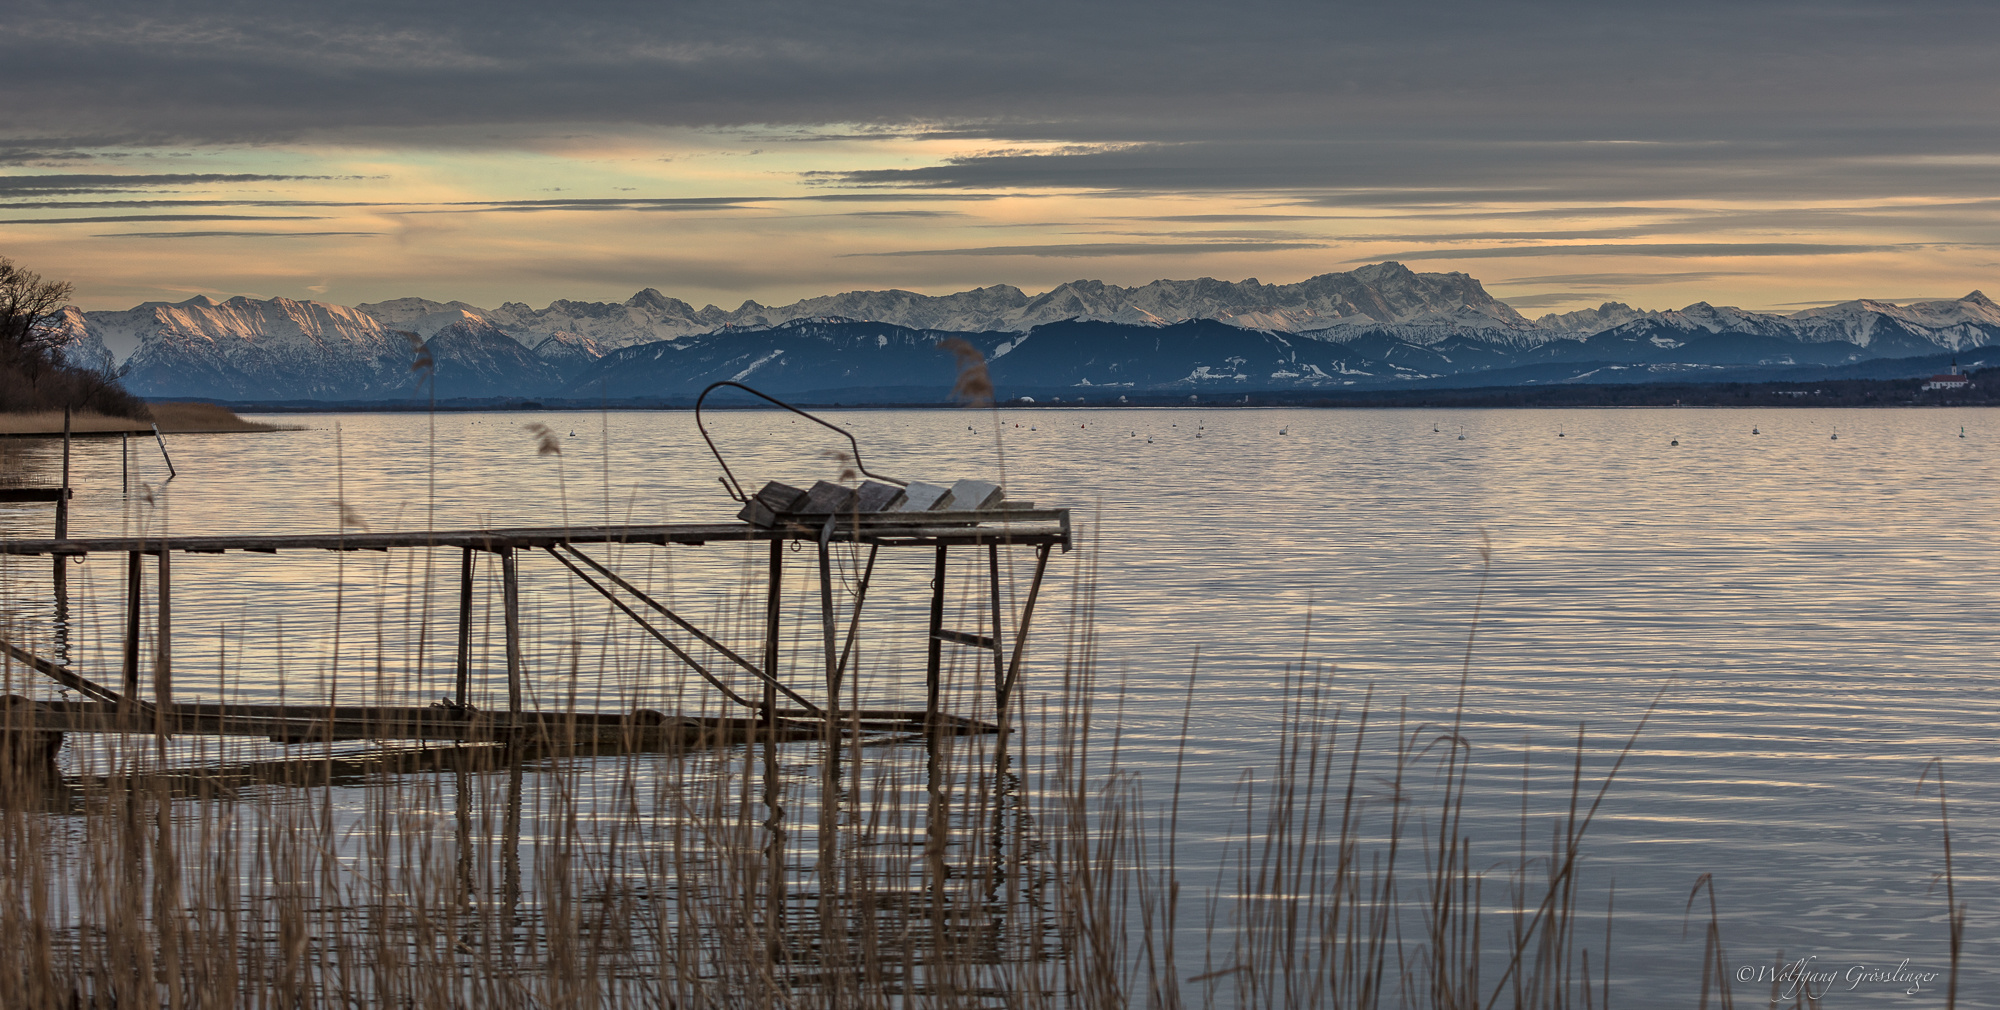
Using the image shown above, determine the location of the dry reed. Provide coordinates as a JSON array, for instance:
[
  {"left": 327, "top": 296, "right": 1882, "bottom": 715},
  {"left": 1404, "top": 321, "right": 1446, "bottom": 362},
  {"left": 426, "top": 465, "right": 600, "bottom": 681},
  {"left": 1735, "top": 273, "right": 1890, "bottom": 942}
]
[{"left": 0, "top": 543, "right": 1965, "bottom": 1009}]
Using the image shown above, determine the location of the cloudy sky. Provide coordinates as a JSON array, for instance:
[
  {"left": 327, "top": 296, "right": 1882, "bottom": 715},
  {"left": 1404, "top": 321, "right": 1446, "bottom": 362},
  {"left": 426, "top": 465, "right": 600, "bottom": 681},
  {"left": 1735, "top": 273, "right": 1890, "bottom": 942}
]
[{"left": 4, "top": 0, "right": 1997, "bottom": 315}]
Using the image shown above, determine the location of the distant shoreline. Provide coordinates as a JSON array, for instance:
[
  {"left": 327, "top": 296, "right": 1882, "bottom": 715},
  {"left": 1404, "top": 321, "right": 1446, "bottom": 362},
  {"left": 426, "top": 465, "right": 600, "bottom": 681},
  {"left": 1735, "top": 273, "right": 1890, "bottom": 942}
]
[
  {"left": 0, "top": 402, "right": 290, "bottom": 437},
  {"left": 168, "top": 374, "right": 1996, "bottom": 413}
]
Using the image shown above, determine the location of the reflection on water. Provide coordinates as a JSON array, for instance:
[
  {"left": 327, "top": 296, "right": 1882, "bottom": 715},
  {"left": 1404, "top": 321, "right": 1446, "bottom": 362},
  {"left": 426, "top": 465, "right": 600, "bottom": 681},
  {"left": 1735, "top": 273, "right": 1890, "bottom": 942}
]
[{"left": 1, "top": 406, "right": 1997, "bottom": 1002}]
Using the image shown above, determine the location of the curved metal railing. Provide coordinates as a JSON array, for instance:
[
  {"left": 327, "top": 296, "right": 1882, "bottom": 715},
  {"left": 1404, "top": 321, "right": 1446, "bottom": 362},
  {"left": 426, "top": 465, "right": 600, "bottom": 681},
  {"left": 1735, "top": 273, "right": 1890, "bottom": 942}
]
[{"left": 693, "top": 380, "right": 906, "bottom": 502}]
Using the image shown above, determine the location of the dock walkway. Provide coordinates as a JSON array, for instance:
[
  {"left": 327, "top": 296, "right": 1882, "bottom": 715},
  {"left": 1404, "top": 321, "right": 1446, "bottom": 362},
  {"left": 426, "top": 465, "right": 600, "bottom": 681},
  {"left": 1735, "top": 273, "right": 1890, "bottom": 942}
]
[{"left": 2, "top": 506, "right": 1069, "bottom": 758}]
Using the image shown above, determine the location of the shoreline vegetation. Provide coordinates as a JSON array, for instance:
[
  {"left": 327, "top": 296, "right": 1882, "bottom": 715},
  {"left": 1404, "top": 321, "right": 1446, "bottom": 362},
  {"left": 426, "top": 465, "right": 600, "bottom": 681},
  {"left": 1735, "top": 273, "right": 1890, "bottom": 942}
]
[{"left": 0, "top": 402, "right": 284, "bottom": 435}]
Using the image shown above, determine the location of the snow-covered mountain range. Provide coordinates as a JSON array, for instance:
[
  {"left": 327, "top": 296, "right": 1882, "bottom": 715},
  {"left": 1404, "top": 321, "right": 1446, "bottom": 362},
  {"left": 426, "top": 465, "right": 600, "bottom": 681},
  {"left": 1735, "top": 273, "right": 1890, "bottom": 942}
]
[
  {"left": 353, "top": 262, "right": 1530, "bottom": 348},
  {"left": 45, "top": 262, "right": 2000, "bottom": 401}
]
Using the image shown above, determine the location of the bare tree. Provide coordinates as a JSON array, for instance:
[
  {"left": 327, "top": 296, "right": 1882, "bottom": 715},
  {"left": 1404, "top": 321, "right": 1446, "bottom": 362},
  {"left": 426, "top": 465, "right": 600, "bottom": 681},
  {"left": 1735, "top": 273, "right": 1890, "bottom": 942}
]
[
  {"left": 0, "top": 257, "right": 145, "bottom": 417},
  {"left": 0, "top": 257, "right": 76, "bottom": 378}
]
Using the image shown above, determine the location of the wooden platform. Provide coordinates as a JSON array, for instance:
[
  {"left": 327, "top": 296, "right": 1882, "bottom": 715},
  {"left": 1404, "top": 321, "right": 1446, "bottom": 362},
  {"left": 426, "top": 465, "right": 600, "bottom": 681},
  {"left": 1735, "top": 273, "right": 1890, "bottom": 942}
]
[
  {"left": 0, "top": 510, "right": 1069, "bottom": 557},
  {"left": 14, "top": 700, "right": 996, "bottom": 747},
  {"left": 0, "top": 499, "right": 1067, "bottom": 757},
  {"left": 0, "top": 487, "right": 70, "bottom": 503}
]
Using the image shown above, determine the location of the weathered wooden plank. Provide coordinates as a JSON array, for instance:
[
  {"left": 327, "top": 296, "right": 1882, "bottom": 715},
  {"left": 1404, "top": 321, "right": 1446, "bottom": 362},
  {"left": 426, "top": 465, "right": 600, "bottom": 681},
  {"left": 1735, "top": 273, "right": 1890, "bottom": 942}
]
[
  {"left": 0, "top": 524, "right": 763, "bottom": 555},
  {"left": 25, "top": 701, "right": 997, "bottom": 742},
  {"left": 845, "top": 508, "right": 1064, "bottom": 525},
  {"left": 946, "top": 479, "right": 1004, "bottom": 511},
  {"left": 932, "top": 628, "right": 997, "bottom": 649},
  {"left": 0, "top": 488, "right": 69, "bottom": 502},
  {"left": 736, "top": 481, "right": 809, "bottom": 526},
  {"left": 853, "top": 479, "right": 905, "bottom": 513},
  {"left": 896, "top": 481, "right": 952, "bottom": 511},
  {"left": 0, "top": 638, "right": 126, "bottom": 706},
  {"left": 794, "top": 480, "right": 858, "bottom": 514},
  {"left": 0, "top": 514, "right": 1070, "bottom": 556}
]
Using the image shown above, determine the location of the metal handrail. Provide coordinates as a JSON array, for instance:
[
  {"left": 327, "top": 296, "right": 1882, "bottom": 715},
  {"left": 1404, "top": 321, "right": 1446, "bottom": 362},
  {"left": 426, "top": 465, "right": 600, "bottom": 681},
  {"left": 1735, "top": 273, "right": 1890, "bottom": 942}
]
[{"left": 693, "top": 381, "right": 906, "bottom": 502}]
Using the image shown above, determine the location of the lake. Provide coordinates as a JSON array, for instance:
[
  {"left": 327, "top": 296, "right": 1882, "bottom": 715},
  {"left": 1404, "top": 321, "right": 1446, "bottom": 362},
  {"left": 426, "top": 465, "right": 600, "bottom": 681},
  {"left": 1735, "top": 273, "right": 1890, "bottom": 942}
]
[{"left": 1, "top": 404, "right": 1994, "bottom": 1005}]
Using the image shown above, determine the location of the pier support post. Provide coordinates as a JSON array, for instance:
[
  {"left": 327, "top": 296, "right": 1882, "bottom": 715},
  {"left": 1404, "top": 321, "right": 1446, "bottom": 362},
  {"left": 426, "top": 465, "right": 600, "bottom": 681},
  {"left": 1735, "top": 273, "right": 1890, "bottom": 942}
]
[
  {"left": 833, "top": 544, "right": 878, "bottom": 710},
  {"left": 121, "top": 551, "right": 142, "bottom": 717},
  {"left": 817, "top": 519, "right": 840, "bottom": 710},
  {"left": 763, "top": 539, "right": 782, "bottom": 727},
  {"left": 925, "top": 545, "right": 947, "bottom": 739},
  {"left": 454, "top": 547, "right": 474, "bottom": 708},
  {"left": 153, "top": 549, "right": 172, "bottom": 746},
  {"left": 53, "top": 409, "right": 70, "bottom": 658},
  {"left": 996, "top": 543, "right": 1053, "bottom": 715},
  {"left": 56, "top": 407, "right": 70, "bottom": 541},
  {"left": 500, "top": 547, "right": 522, "bottom": 718},
  {"left": 986, "top": 543, "right": 1004, "bottom": 705},
  {"left": 760, "top": 537, "right": 785, "bottom": 947}
]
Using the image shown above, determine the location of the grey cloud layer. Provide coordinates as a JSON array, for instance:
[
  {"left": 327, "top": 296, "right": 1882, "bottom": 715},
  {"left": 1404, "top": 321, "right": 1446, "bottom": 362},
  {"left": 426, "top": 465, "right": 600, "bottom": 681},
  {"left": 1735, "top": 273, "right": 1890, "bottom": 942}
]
[
  {"left": 7, "top": 0, "right": 2000, "bottom": 277},
  {"left": 6, "top": 2, "right": 1998, "bottom": 150}
]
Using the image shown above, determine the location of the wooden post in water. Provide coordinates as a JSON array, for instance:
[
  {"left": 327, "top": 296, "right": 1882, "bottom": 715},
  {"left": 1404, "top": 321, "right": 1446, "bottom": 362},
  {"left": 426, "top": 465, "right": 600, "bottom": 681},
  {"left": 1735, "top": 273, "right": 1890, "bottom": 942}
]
[
  {"left": 121, "top": 431, "right": 128, "bottom": 496},
  {"left": 986, "top": 543, "right": 1005, "bottom": 704},
  {"left": 760, "top": 537, "right": 785, "bottom": 946},
  {"left": 121, "top": 551, "right": 142, "bottom": 717},
  {"left": 762, "top": 539, "right": 782, "bottom": 727},
  {"left": 817, "top": 519, "right": 840, "bottom": 711},
  {"left": 53, "top": 410, "right": 70, "bottom": 641},
  {"left": 925, "top": 545, "right": 947, "bottom": 737},
  {"left": 500, "top": 547, "right": 522, "bottom": 717},
  {"left": 996, "top": 543, "right": 1052, "bottom": 713},
  {"left": 56, "top": 407, "right": 70, "bottom": 539},
  {"left": 151, "top": 423, "right": 176, "bottom": 478},
  {"left": 454, "top": 547, "right": 474, "bottom": 708},
  {"left": 833, "top": 544, "right": 879, "bottom": 710},
  {"left": 153, "top": 548, "right": 172, "bottom": 747}
]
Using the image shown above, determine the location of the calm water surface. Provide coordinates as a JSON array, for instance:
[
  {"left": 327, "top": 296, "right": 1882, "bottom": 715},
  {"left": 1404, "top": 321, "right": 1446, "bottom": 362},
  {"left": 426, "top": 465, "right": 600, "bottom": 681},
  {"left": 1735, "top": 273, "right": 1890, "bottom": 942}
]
[{"left": 2, "top": 405, "right": 1995, "bottom": 1004}]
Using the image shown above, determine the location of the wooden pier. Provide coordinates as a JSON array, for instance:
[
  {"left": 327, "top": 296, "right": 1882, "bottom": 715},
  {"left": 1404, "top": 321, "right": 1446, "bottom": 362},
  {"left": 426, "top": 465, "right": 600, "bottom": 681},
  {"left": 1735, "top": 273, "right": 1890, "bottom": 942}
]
[
  {"left": 0, "top": 506, "right": 1069, "bottom": 756},
  {"left": 0, "top": 384, "right": 1071, "bottom": 770}
]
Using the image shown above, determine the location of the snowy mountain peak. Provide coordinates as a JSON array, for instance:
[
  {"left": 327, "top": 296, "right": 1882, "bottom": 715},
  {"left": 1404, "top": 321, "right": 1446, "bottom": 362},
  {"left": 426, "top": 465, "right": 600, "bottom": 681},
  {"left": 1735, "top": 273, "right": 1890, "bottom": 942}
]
[{"left": 1535, "top": 302, "right": 1647, "bottom": 332}]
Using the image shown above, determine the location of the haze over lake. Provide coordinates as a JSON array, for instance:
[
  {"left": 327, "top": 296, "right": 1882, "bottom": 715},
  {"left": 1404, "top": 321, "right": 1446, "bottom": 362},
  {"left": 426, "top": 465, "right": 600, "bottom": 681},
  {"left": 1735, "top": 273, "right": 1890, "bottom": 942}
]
[{"left": 3, "top": 405, "right": 1995, "bottom": 1003}]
